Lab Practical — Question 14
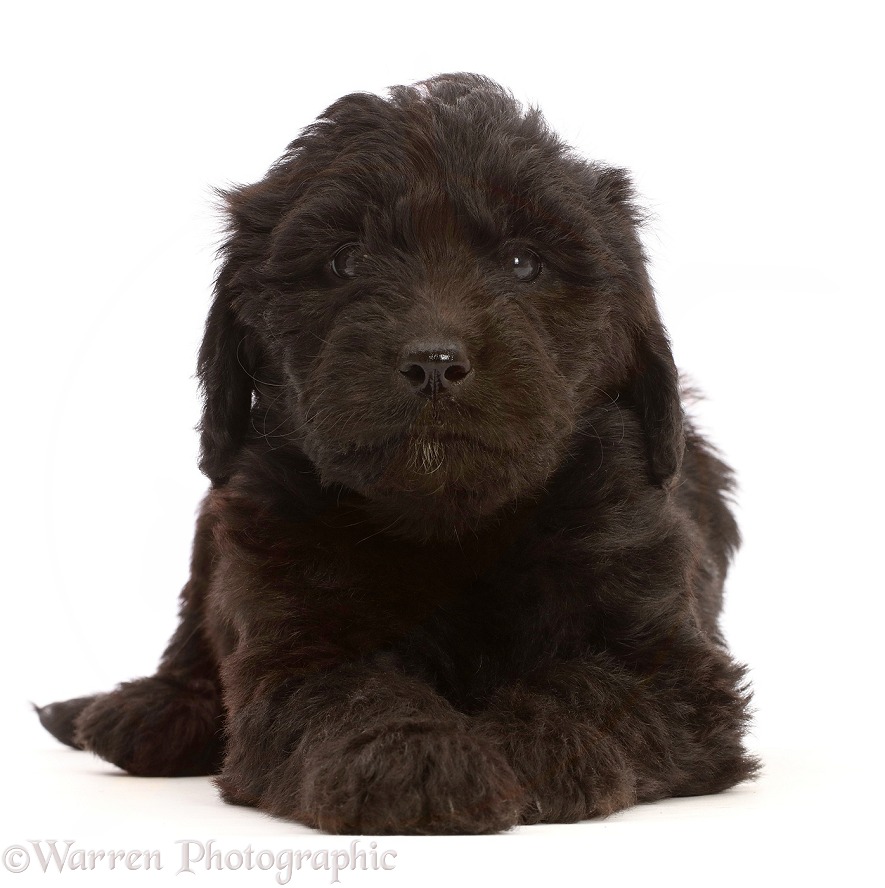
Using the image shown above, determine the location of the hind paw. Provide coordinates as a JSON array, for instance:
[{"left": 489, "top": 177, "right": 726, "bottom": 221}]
[
  {"left": 73, "top": 677, "right": 223, "bottom": 776},
  {"left": 35, "top": 696, "right": 97, "bottom": 748}
]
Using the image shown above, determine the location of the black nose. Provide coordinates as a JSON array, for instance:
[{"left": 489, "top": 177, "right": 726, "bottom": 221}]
[{"left": 399, "top": 341, "right": 472, "bottom": 397}]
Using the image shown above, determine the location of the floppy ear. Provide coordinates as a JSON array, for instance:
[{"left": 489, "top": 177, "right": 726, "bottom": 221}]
[
  {"left": 196, "top": 166, "right": 305, "bottom": 485},
  {"left": 196, "top": 264, "right": 255, "bottom": 486},
  {"left": 195, "top": 142, "right": 318, "bottom": 484},
  {"left": 591, "top": 166, "right": 685, "bottom": 487},
  {"left": 630, "top": 320, "right": 685, "bottom": 488}
]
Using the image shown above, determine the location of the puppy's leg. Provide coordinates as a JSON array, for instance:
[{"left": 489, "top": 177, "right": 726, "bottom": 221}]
[
  {"left": 37, "top": 507, "right": 224, "bottom": 776},
  {"left": 217, "top": 653, "right": 525, "bottom": 834},
  {"left": 472, "top": 639, "right": 758, "bottom": 824}
]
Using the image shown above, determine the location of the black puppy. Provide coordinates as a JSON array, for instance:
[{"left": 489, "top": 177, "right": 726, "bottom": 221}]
[{"left": 38, "top": 73, "right": 757, "bottom": 834}]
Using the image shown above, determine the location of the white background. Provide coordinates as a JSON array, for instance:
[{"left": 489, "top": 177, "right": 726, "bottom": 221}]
[{"left": 1, "top": 1, "right": 882, "bottom": 884}]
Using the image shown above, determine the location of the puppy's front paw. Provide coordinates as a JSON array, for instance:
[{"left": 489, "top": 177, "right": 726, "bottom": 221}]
[{"left": 273, "top": 719, "right": 525, "bottom": 835}]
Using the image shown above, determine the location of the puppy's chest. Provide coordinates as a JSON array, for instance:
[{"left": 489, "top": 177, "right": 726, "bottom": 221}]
[
  {"left": 301, "top": 529, "right": 603, "bottom": 679},
  {"left": 219, "top": 500, "right": 604, "bottom": 674},
  {"left": 392, "top": 543, "right": 605, "bottom": 689},
  {"left": 286, "top": 530, "right": 504, "bottom": 629}
]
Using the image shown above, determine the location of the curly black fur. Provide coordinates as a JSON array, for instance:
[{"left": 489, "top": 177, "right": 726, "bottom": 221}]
[{"left": 38, "top": 73, "right": 757, "bottom": 834}]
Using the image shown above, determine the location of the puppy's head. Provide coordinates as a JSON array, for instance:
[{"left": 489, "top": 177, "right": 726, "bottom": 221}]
[{"left": 198, "top": 74, "right": 683, "bottom": 538}]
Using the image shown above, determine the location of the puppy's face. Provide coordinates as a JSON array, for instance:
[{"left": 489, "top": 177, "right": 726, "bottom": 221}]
[{"left": 203, "top": 76, "right": 681, "bottom": 538}]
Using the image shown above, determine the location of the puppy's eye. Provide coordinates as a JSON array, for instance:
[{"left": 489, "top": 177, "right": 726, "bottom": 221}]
[
  {"left": 508, "top": 248, "right": 542, "bottom": 282},
  {"left": 331, "top": 243, "right": 363, "bottom": 279}
]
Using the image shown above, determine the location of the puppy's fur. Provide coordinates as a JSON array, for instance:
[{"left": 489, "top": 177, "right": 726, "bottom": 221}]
[{"left": 38, "top": 74, "right": 757, "bottom": 834}]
